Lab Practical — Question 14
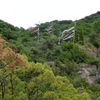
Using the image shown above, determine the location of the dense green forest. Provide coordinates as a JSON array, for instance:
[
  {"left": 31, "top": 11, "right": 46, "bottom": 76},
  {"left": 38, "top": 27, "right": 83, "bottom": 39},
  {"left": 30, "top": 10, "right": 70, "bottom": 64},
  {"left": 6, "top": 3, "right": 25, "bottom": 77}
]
[{"left": 0, "top": 11, "right": 100, "bottom": 100}]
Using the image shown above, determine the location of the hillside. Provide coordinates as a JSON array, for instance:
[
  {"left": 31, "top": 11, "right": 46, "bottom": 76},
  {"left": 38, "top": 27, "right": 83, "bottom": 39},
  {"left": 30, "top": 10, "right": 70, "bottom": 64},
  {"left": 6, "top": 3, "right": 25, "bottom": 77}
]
[{"left": 0, "top": 11, "right": 100, "bottom": 100}]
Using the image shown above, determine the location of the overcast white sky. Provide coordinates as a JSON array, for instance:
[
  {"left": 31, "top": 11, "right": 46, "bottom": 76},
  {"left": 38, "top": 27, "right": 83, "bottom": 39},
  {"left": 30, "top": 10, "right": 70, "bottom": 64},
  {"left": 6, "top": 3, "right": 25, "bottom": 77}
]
[{"left": 0, "top": 0, "right": 100, "bottom": 29}]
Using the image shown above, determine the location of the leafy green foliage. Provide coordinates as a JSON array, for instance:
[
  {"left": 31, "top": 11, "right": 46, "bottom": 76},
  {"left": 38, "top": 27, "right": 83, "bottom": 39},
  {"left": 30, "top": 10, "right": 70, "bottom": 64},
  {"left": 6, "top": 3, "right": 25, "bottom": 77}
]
[
  {"left": 60, "top": 42, "right": 89, "bottom": 63},
  {"left": 0, "top": 11, "right": 100, "bottom": 100},
  {"left": 90, "top": 18, "right": 100, "bottom": 48},
  {"left": 16, "top": 56, "right": 89, "bottom": 100}
]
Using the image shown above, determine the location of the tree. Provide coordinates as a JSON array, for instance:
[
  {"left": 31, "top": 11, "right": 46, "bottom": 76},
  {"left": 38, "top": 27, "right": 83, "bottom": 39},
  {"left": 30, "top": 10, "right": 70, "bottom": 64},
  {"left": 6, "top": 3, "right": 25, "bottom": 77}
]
[
  {"left": 75, "top": 21, "right": 85, "bottom": 45},
  {"left": 16, "top": 57, "right": 90, "bottom": 100},
  {"left": 0, "top": 37, "right": 24, "bottom": 100},
  {"left": 90, "top": 18, "right": 100, "bottom": 78},
  {"left": 90, "top": 18, "right": 100, "bottom": 49},
  {"left": 52, "top": 22, "right": 61, "bottom": 36}
]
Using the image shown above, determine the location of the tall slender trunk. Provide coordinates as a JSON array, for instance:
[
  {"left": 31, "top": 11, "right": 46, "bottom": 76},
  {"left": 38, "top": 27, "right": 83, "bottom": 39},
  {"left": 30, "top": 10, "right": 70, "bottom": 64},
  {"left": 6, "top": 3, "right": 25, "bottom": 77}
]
[
  {"left": 97, "top": 48, "right": 99, "bottom": 58},
  {"left": 1, "top": 81, "right": 5, "bottom": 100},
  {"left": 96, "top": 48, "right": 99, "bottom": 78},
  {"left": 10, "top": 74, "right": 14, "bottom": 100}
]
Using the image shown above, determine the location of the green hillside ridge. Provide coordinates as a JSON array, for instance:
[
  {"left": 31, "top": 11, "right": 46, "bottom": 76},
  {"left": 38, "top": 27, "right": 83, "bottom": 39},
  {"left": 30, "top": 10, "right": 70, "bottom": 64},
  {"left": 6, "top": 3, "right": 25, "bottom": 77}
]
[
  {"left": 0, "top": 11, "right": 100, "bottom": 100},
  {"left": 0, "top": 37, "right": 90, "bottom": 100}
]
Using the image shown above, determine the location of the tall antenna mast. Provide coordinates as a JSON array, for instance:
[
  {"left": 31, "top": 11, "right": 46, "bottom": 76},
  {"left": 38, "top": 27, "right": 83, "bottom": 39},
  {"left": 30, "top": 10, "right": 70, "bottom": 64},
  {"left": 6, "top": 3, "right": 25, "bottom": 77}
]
[
  {"left": 37, "top": 21, "right": 40, "bottom": 43},
  {"left": 58, "top": 26, "right": 61, "bottom": 45},
  {"left": 37, "top": 28, "right": 39, "bottom": 42},
  {"left": 73, "top": 21, "right": 76, "bottom": 43}
]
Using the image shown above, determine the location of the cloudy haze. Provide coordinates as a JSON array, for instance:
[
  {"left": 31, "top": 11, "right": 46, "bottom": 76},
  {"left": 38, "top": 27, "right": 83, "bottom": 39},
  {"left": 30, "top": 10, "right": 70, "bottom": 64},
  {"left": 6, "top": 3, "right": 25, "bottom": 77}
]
[{"left": 0, "top": 0, "right": 100, "bottom": 28}]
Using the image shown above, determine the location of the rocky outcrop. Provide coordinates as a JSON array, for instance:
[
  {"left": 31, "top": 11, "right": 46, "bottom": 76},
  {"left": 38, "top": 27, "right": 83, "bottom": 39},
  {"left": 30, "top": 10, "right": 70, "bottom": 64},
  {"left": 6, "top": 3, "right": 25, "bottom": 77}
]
[{"left": 79, "top": 63, "right": 98, "bottom": 84}]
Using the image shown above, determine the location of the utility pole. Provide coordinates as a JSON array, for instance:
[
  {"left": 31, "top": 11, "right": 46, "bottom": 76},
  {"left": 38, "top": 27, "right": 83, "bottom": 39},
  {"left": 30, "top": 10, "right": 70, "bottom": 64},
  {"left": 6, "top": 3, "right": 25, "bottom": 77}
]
[
  {"left": 37, "top": 27, "right": 40, "bottom": 43},
  {"left": 58, "top": 32, "right": 61, "bottom": 45},
  {"left": 37, "top": 21, "right": 40, "bottom": 43},
  {"left": 73, "top": 21, "right": 76, "bottom": 43}
]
